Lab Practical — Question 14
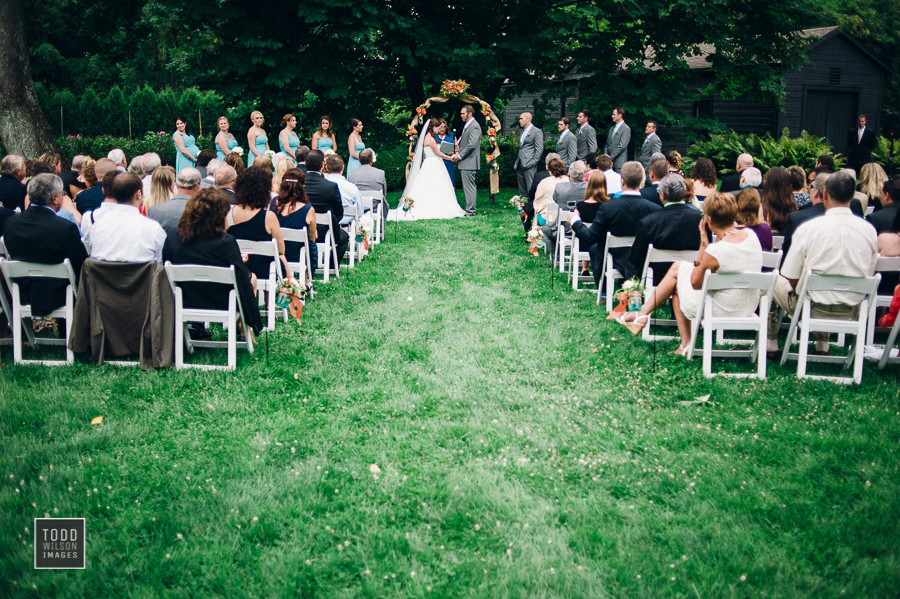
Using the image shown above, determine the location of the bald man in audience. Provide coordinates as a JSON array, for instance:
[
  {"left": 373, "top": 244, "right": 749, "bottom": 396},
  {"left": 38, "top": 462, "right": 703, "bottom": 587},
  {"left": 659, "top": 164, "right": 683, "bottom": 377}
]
[{"left": 720, "top": 153, "right": 754, "bottom": 193}]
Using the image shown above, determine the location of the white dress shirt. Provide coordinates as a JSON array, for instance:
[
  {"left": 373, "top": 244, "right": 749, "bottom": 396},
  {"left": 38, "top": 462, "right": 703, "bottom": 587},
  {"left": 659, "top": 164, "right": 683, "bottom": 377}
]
[
  {"left": 84, "top": 203, "right": 167, "bottom": 263},
  {"left": 324, "top": 173, "right": 364, "bottom": 225},
  {"left": 603, "top": 168, "right": 623, "bottom": 194}
]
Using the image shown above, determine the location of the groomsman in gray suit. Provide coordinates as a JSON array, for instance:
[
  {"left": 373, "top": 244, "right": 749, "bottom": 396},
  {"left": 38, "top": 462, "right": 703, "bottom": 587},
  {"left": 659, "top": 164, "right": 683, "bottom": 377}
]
[
  {"left": 514, "top": 112, "right": 544, "bottom": 195},
  {"left": 453, "top": 105, "right": 482, "bottom": 217},
  {"left": 604, "top": 107, "right": 631, "bottom": 171},
  {"left": 576, "top": 110, "right": 597, "bottom": 160},
  {"left": 556, "top": 117, "right": 577, "bottom": 167},
  {"left": 638, "top": 120, "right": 662, "bottom": 174}
]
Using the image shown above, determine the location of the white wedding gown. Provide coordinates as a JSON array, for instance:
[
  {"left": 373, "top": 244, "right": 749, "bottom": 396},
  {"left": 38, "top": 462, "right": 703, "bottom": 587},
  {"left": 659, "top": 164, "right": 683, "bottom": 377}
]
[{"left": 390, "top": 146, "right": 466, "bottom": 220}]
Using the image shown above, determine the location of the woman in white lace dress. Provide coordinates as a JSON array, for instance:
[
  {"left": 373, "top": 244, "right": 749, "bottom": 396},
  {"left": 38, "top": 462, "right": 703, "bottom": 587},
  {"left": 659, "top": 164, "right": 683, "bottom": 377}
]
[{"left": 392, "top": 118, "right": 466, "bottom": 221}]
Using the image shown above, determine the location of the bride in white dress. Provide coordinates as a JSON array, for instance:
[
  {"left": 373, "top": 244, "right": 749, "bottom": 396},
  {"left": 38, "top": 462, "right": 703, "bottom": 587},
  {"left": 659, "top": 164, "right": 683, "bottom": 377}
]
[{"left": 390, "top": 118, "right": 466, "bottom": 220}]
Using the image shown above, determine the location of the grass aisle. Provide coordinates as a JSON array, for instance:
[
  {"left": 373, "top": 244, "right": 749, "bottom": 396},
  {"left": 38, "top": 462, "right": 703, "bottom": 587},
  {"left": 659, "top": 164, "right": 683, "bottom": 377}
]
[{"left": 2, "top": 191, "right": 899, "bottom": 597}]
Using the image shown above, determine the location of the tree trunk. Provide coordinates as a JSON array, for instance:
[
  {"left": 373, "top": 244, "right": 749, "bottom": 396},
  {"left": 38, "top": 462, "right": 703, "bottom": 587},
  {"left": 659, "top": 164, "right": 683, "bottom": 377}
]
[{"left": 0, "top": 0, "right": 59, "bottom": 158}]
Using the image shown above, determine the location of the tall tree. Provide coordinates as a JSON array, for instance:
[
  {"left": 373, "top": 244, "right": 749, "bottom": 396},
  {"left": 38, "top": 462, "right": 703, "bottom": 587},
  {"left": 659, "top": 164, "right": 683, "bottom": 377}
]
[{"left": 0, "top": 0, "right": 59, "bottom": 157}]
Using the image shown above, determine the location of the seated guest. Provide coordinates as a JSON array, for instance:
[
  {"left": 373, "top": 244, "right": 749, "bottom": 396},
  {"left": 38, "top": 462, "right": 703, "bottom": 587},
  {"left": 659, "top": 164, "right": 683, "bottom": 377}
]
[
  {"left": 148, "top": 167, "right": 201, "bottom": 237},
  {"left": 735, "top": 188, "right": 773, "bottom": 251},
  {"left": 141, "top": 153, "right": 161, "bottom": 197},
  {"left": 224, "top": 152, "right": 245, "bottom": 176},
  {"left": 323, "top": 154, "right": 363, "bottom": 226},
  {"left": 569, "top": 162, "right": 661, "bottom": 287},
  {"left": 227, "top": 166, "right": 288, "bottom": 279},
  {"left": 569, "top": 168, "right": 607, "bottom": 277},
  {"left": 876, "top": 204, "right": 900, "bottom": 297},
  {"left": 2, "top": 173, "right": 88, "bottom": 316},
  {"left": 545, "top": 160, "right": 588, "bottom": 260},
  {"left": 598, "top": 154, "right": 622, "bottom": 195},
  {"left": 347, "top": 147, "right": 388, "bottom": 228},
  {"left": 527, "top": 152, "right": 559, "bottom": 205},
  {"left": 859, "top": 163, "right": 888, "bottom": 211},
  {"left": 767, "top": 170, "right": 877, "bottom": 356},
  {"left": 842, "top": 168, "right": 873, "bottom": 211},
  {"left": 273, "top": 154, "right": 297, "bottom": 194},
  {"left": 161, "top": 189, "right": 262, "bottom": 335},
  {"left": 691, "top": 158, "right": 718, "bottom": 203},
  {"left": 640, "top": 159, "right": 667, "bottom": 206},
  {"left": 215, "top": 165, "right": 237, "bottom": 203},
  {"left": 274, "top": 168, "right": 317, "bottom": 279},
  {"left": 84, "top": 173, "right": 166, "bottom": 263},
  {"left": 141, "top": 166, "right": 175, "bottom": 216},
  {"left": 621, "top": 173, "right": 704, "bottom": 284},
  {"left": 582, "top": 152, "right": 599, "bottom": 181},
  {"left": 787, "top": 165, "right": 811, "bottom": 210},
  {"left": 0, "top": 155, "right": 27, "bottom": 211},
  {"left": 200, "top": 159, "right": 224, "bottom": 189},
  {"left": 75, "top": 158, "right": 116, "bottom": 214},
  {"left": 62, "top": 155, "right": 87, "bottom": 199},
  {"left": 618, "top": 192, "right": 763, "bottom": 355},
  {"left": 721, "top": 153, "right": 754, "bottom": 193},
  {"left": 27, "top": 162, "right": 80, "bottom": 226},
  {"left": 867, "top": 176, "right": 899, "bottom": 234},
  {"left": 530, "top": 157, "right": 568, "bottom": 232},
  {"left": 295, "top": 145, "right": 310, "bottom": 174},
  {"left": 666, "top": 151, "right": 685, "bottom": 177},
  {"left": 80, "top": 170, "right": 120, "bottom": 236},
  {"left": 305, "top": 149, "right": 348, "bottom": 266},
  {"left": 739, "top": 166, "right": 762, "bottom": 191},
  {"left": 128, "top": 155, "right": 144, "bottom": 176},
  {"left": 108, "top": 148, "right": 127, "bottom": 172},
  {"left": 816, "top": 154, "right": 835, "bottom": 171},
  {"left": 782, "top": 171, "right": 865, "bottom": 260},
  {"left": 759, "top": 167, "right": 796, "bottom": 235},
  {"left": 195, "top": 149, "right": 217, "bottom": 179}
]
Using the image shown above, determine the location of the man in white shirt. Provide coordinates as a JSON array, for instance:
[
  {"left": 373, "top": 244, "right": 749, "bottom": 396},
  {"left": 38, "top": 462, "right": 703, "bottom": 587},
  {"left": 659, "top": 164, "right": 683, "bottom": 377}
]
[
  {"left": 80, "top": 170, "right": 120, "bottom": 239},
  {"left": 85, "top": 173, "right": 167, "bottom": 263},
  {"left": 324, "top": 154, "right": 363, "bottom": 226},
  {"left": 596, "top": 154, "right": 622, "bottom": 195},
  {"left": 768, "top": 170, "right": 878, "bottom": 355}
]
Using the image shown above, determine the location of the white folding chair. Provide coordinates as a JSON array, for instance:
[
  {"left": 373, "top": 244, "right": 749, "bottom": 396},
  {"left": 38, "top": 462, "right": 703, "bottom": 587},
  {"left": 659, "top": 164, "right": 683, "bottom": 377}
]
[
  {"left": 315, "top": 211, "right": 339, "bottom": 283},
  {"left": 640, "top": 244, "right": 699, "bottom": 341},
  {"left": 0, "top": 236, "right": 8, "bottom": 258},
  {"left": 0, "top": 257, "right": 77, "bottom": 365},
  {"left": 866, "top": 256, "right": 900, "bottom": 345},
  {"left": 280, "top": 227, "right": 313, "bottom": 296},
  {"left": 779, "top": 270, "right": 880, "bottom": 384},
  {"left": 685, "top": 270, "right": 778, "bottom": 378},
  {"left": 865, "top": 205, "right": 876, "bottom": 216},
  {"left": 878, "top": 313, "right": 900, "bottom": 369},
  {"left": 772, "top": 235, "right": 785, "bottom": 250},
  {"left": 164, "top": 262, "right": 254, "bottom": 371},
  {"left": 543, "top": 202, "right": 560, "bottom": 258},
  {"left": 714, "top": 249, "right": 783, "bottom": 347},
  {"left": 341, "top": 218, "right": 359, "bottom": 269},
  {"left": 236, "top": 239, "right": 284, "bottom": 331},
  {"left": 595, "top": 233, "right": 635, "bottom": 311},
  {"left": 569, "top": 224, "right": 594, "bottom": 291},
  {"left": 360, "top": 191, "right": 384, "bottom": 244}
]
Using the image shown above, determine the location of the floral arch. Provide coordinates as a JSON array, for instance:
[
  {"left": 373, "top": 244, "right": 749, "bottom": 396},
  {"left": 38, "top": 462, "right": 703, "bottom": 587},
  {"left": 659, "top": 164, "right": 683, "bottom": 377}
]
[{"left": 405, "top": 80, "right": 503, "bottom": 193}]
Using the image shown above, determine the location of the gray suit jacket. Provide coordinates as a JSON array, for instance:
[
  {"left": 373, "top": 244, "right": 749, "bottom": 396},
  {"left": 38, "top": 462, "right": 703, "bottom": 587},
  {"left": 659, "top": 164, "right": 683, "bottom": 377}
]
[
  {"left": 457, "top": 120, "right": 482, "bottom": 170},
  {"left": 347, "top": 164, "right": 387, "bottom": 199},
  {"left": 576, "top": 123, "right": 597, "bottom": 159},
  {"left": 553, "top": 181, "right": 588, "bottom": 210},
  {"left": 638, "top": 133, "right": 661, "bottom": 169},
  {"left": 557, "top": 130, "right": 577, "bottom": 167},
  {"left": 515, "top": 126, "right": 544, "bottom": 170},
  {"left": 147, "top": 195, "right": 190, "bottom": 238},
  {"left": 605, "top": 122, "right": 631, "bottom": 169}
]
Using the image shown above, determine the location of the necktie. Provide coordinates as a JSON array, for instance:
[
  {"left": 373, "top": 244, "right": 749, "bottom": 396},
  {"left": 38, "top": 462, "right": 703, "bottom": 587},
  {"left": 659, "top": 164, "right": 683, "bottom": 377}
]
[{"left": 859, "top": 129, "right": 863, "bottom": 143}]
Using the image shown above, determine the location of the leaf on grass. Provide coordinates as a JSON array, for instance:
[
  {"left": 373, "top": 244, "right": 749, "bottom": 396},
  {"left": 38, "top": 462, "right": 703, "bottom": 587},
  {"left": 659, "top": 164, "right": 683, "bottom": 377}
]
[
  {"left": 369, "top": 464, "right": 382, "bottom": 474},
  {"left": 90, "top": 416, "right": 103, "bottom": 425},
  {"left": 678, "top": 394, "right": 713, "bottom": 406}
]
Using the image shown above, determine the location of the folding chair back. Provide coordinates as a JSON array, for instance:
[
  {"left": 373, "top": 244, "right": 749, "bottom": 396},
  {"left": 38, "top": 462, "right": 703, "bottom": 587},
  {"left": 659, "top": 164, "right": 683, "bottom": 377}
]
[
  {"left": 0, "top": 257, "right": 77, "bottom": 365},
  {"left": 761, "top": 249, "right": 783, "bottom": 270},
  {"left": 568, "top": 222, "right": 594, "bottom": 290},
  {"left": 164, "top": 262, "right": 254, "bottom": 371},
  {"left": 640, "top": 244, "right": 699, "bottom": 340},
  {"left": 780, "top": 270, "right": 880, "bottom": 384},
  {"left": 360, "top": 191, "right": 384, "bottom": 244},
  {"left": 314, "top": 211, "right": 339, "bottom": 282},
  {"left": 0, "top": 236, "right": 8, "bottom": 258},
  {"left": 772, "top": 235, "right": 784, "bottom": 250},
  {"left": 236, "top": 239, "right": 283, "bottom": 331},
  {"left": 596, "top": 233, "right": 635, "bottom": 310},
  {"left": 281, "top": 227, "right": 313, "bottom": 295},
  {"left": 868, "top": 255, "right": 900, "bottom": 344}
]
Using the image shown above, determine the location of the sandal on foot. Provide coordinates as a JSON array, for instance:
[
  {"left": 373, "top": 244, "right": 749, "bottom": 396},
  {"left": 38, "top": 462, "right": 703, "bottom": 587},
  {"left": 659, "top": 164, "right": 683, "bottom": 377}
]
[
  {"left": 674, "top": 343, "right": 689, "bottom": 357},
  {"left": 617, "top": 313, "right": 649, "bottom": 335}
]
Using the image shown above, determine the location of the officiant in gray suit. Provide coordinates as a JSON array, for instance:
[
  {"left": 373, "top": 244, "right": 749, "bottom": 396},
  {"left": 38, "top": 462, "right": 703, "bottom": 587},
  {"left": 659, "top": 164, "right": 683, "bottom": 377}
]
[
  {"left": 454, "top": 105, "right": 482, "bottom": 217},
  {"left": 514, "top": 112, "right": 544, "bottom": 195},
  {"left": 604, "top": 107, "right": 631, "bottom": 171},
  {"left": 576, "top": 110, "right": 597, "bottom": 160},
  {"left": 556, "top": 117, "right": 577, "bottom": 167}
]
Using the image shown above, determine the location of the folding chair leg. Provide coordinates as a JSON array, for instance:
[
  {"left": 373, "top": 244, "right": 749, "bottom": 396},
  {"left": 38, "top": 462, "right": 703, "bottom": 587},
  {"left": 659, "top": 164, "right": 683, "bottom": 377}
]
[{"left": 702, "top": 323, "right": 713, "bottom": 377}]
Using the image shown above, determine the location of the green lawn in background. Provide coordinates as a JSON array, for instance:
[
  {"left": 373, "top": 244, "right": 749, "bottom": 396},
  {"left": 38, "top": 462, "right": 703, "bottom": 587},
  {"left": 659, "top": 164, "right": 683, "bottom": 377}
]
[{"left": 1, "top": 190, "right": 898, "bottom": 598}]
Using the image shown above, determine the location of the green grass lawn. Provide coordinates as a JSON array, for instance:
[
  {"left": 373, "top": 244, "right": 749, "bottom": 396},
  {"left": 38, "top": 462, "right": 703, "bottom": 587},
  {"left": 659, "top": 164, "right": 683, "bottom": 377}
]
[{"left": 2, "top": 190, "right": 899, "bottom": 598}]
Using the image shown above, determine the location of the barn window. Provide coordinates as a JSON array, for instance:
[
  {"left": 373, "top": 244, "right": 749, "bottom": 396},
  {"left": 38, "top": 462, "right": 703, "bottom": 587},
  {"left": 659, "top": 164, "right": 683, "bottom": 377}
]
[{"left": 829, "top": 68, "right": 841, "bottom": 86}]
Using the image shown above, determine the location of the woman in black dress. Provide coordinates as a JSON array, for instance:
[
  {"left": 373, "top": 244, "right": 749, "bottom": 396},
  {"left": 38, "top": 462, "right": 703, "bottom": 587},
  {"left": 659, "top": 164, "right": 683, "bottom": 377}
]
[
  {"left": 274, "top": 168, "right": 317, "bottom": 278},
  {"left": 227, "top": 166, "right": 288, "bottom": 278},
  {"left": 162, "top": 188, "right": 263, "bottom": 334}
]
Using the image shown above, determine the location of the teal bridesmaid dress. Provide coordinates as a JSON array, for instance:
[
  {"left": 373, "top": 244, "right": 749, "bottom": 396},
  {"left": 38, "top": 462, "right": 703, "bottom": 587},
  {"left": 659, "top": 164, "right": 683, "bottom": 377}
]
[
  {"left": 249, "top": 134, "right": 268, "bottom": 165},
  {"left": 348, "top": 141, "right": 365, "bottom": 174},
  {"left": 173, "top": 132, "right": 199, "bottom": 173},
  {"left": 215, "top": 133, "right": 239, "bottom": 161},
  {"left": 317, "top": 138, "right": 334, "bottom": 153},
  {"left": 280, "top": 131, "right": 300, "bottom": 157}
]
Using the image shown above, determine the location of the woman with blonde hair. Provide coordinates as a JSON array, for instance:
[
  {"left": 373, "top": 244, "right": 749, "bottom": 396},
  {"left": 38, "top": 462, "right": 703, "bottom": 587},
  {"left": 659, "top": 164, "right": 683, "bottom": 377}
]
[
  {"left": 859, "top": 163, "right": 889, "bottom": 210},
  {"left": 246, "top": 111, "right": 269, "bottom": 166},
  {"left": 734, "top": 188, "right": 772, "bottom": 251},
  {"left": 215, "top": 116, "right": 239, "bottom": 161},
  {"left": 273, "top": 154, "right": 297, "bottom": 195},
  {"left": 142, "top": 165, "right": 175, "bottom": 215},
  {"left": 38, "top": 153, "right": 62, "bottom": 174}
]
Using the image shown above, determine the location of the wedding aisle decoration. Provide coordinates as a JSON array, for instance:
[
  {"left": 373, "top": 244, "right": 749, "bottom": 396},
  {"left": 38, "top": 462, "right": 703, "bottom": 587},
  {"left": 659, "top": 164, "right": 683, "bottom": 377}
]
[
  {"left": 607, "top": 277, "right": 646, "bottom": 320},
  {"left": 276, "top": 277, "right": 306, "bottom": 324},
  {"left": 526, "top": 226, "right": 544, "bottom": 256}
]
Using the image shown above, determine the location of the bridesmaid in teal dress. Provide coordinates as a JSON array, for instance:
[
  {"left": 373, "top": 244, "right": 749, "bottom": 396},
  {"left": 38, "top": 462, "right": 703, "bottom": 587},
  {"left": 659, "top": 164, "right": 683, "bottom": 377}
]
[
  {"left": 278, "top": 114, "right": 300, "bottom": 160},
  {"left": 172, "top": 116, "right": 200, "bottom": 173},
  {"left": 246, "top": 110, "right": 270, "bottom": 166},
  {"left": 214, "top": 116, "right": 240, "bottom": 161},
  {"left": 312, "top": 115, "right": 338, "bottom": 155},
  {"left": 347, "top": 118, "right": 365, "bottom": 174}
]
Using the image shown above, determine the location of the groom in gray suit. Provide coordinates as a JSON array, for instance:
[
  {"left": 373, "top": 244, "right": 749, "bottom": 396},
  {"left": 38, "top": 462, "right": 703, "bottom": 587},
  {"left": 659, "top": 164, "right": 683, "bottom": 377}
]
[
  {"left": 453, "top": 105, "right": 481, "bottom": 217},
  {"left": 514, "top": 112, "right": 544, "bottom": 195}
]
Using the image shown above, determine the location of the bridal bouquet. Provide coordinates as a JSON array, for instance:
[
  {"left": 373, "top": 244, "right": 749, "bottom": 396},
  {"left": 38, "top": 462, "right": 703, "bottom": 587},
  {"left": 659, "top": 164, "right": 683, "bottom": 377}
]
[
  {"left": 264, "top": 149, "right": 276, "bottom": 161},
  {"left": 276, "top": 278, "right": 305, "bottom": 324},
  {"left": 440, "top": 80, "right": 470, "bottom": 96},
  {"left": 323, "top": 149, "right": 336, "bottom": 156},
  {"left": 526, "top": 226, "right": 544, "bottom": 256},
  {"left": 231, "top": 147, "right": 244, "bottom": 156}
]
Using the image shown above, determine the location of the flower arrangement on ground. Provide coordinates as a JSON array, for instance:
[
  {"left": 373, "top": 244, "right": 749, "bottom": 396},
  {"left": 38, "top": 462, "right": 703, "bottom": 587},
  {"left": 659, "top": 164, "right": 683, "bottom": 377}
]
[
  {"left": 526, "top": 226, "right": 544, "bottom": 256},
  {"left": 441, "top": 80, "right": 470, "bottom": 96},
  {"left": 611, "top": 277, "right": 646, "bottom": 315}
]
